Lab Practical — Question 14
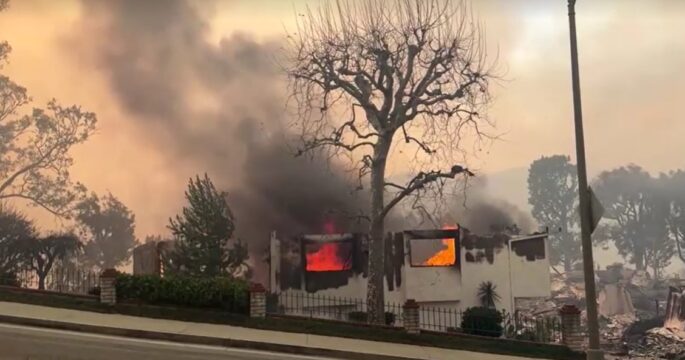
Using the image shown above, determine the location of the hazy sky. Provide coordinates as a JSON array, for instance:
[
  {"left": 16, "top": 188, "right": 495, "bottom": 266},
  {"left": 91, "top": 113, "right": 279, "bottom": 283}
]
[{"left": 1, "top": 0, "right": 684, "bottom": 242}]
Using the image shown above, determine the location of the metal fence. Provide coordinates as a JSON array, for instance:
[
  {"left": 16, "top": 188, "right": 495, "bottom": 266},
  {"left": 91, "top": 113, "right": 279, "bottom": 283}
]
[
  {"left": 419, "top": 304, "right": 561, "bottom": 342},
  {"left": 267, "top": 291, "right": 562, "bottom": 343},
  {"left": 419, "top": 305, "right": 461, "bottom": 332},
  {"left": 11, "top": 267, "right": 100, "bottom": 295},
  {"left": 503, "top": 312, "right": 562, "bottom": 343},
  {"left": 267, "top": 291, "right": 404, "bottom": 327}
]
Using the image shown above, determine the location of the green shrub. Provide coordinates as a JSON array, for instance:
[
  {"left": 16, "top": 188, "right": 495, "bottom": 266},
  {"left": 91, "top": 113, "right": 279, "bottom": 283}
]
[
  {"left": 348, "top": 311, "right": 396, "bottom": 325},
  {"left": 88, "top": 286, "right": 101, "bottom": 296},
  {"left": 0, "top": 272, "right": 20, "bottom": 287},
  {"left": 115, "top": 274, "right": 249, "bottom": 313},
  {"left": 461, "top": 307, "right": 504, "bottom": 337}
]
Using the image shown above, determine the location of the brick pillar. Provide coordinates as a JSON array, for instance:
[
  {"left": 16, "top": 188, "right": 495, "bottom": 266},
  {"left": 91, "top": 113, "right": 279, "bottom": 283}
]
[
  {"left": 99, "top": 269, "right": 118, "bottom": 305},
  {"left": 559, "top": 304, "right": 583, "bottom": 350},
  {"left": 403, "top": 299, "right": 420, "bottom": 335},
  {"left": 250, "top": 283, "right": 266, "bottom": 318}
]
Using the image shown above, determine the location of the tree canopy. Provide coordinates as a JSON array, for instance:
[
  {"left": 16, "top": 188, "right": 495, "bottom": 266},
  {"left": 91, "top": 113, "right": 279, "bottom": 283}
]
[
  {"left": 662, "top": 170, "right": 685, "bottom": 265},
  {"left": 0, "top": 0, "right": 96, "bottom": 218},
  {"left": 0, "top": 206, "right": 35, "bottom": 278},
  {"left": 527, "top": 155, "right": 580, "bottom": 272},
  {"left": 23, "top": 233, "right": 81, "bottom": 289},
  {"left": 76, "top": 192, "right": 137, "bottom": 270},
  {"left": 167, "top": 174, "right": 245, "bottom": 277},
  {"left": 593, "top": 165, "right": 674, "bottom": 278}
]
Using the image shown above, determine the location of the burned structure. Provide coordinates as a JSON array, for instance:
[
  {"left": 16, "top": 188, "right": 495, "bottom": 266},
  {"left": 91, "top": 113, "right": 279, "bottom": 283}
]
[{"left": 269, "top": 226, "right": 551, "bottom": 316}]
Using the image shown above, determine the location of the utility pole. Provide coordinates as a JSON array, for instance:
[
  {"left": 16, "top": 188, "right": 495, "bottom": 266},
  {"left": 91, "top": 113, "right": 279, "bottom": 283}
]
[{"left": 566, "top": 1, "right": 603, "bottom": 359}]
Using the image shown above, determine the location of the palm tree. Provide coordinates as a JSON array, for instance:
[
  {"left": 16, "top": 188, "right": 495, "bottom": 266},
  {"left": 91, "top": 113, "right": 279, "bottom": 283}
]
[{"left": 478, "top": 281, "right": 501, "bottom": 309}]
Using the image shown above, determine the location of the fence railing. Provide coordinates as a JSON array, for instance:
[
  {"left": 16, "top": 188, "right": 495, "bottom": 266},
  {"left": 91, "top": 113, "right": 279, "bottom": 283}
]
[
  {"left": 503, "top": 312, "right": 562, "bottom": 343},
  {"left": 267, "top": 291, "right": 404, "bottom": 327},
  {"left": 267, "top": 291, "right": 562, "bottom": 343},
  {"left": 10, "top": 267, "right": 100, "bottom": 296}
]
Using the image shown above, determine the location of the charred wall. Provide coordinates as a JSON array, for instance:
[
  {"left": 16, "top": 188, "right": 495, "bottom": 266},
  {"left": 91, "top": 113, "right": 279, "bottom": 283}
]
[
  {"left": 461, "top": 231, "right": 508, "bottom": 264},
  {"left": 511, "top": 237, "right": 546, "bottom": 261},
  {"left": 278, "top": 232, "right": 409, "bottom": 293}
]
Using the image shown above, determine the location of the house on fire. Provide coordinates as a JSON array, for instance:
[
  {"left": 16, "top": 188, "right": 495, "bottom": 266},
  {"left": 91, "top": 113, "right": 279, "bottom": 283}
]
[{"left": 269, "top": 226, "right": 551, "bottom": 318}]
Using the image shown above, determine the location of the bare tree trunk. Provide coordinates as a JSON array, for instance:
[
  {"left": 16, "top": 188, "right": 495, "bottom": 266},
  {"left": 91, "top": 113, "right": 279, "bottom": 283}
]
[
  {"left": 563, "top": 257, "right": 572, "bottom": 273},
  {"left": 675, "top": 232, "right": 685, "bottom": 264},
  {"left": 635, "top": 247, "right": 645, "bottom": 271},
  {"left": 38, "top": 273, "right": 46, "bottom": 290},
  {"left": 367, "top": 137, "right": 390, "bottom": 325}
]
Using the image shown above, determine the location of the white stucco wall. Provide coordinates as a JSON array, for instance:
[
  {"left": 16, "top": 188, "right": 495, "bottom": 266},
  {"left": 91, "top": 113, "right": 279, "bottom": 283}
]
[
  {"left": 509, "top": 238, "right": 551, "bottom": 301},
  {"left": 269, "top": 230, "right": 551, "bottom": 317},
  {"left": 403, "top": 264, "right": 462, "bottom": 303},
  {"left": 460, "top": 244, "right": 515, "bottom": 313}
]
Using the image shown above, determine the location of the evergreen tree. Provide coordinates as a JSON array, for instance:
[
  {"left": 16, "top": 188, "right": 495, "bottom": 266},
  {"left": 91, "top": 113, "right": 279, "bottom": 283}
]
[
  {"left": 527, "top": 155, "right": 580, "bottom": 272},
  {"left": 168, "top": 174, "right": 236, "bottom": 277}
]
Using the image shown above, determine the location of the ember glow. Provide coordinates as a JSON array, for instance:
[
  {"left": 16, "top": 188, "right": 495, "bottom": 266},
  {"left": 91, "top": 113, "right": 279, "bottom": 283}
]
[
  {"left": 305, "top": 242, "right": 352, "bottom": 272},
  {"left": 423, "top": 225, "right": 458, "bottom": 266}
]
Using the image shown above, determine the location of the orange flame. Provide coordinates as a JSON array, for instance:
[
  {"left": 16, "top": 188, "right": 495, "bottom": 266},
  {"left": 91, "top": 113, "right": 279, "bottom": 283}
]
[
  {"left": 423, "top": 225, "right": 458, "bottom": 266},
  {"left": 306, "top": 242, "right": 351, "bottom": 272}
]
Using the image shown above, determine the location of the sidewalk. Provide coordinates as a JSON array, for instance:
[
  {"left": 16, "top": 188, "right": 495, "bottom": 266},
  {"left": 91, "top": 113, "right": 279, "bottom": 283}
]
[{"left": 0, "top": 301, "right": 543, "bottom": 360}]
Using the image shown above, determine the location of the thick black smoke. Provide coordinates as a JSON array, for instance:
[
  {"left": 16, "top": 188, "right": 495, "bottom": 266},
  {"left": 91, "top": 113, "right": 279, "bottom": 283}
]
[
  {"left": 444, "top": 178, "right": 535, "bottom": 234},
  {"left": 71, "top": 0, "right": 534, "bottom": 282},
  {"left": 72, "top": 0, "right": 374, "bottom": 281}
]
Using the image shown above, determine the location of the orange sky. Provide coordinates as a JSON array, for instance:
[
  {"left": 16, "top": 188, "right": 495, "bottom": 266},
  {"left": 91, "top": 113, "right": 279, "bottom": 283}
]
[{"left": 1, "top": 0, "right": 684, "bottom": 240}]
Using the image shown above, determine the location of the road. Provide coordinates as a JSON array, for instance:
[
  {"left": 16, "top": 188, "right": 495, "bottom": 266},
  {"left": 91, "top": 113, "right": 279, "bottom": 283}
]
[{"left": 0, "top": 323, "right": 340, "bottom": 360}]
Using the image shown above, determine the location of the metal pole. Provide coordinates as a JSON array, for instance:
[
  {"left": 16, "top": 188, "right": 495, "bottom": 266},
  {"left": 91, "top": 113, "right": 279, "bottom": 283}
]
[{"left": 566, "top": 1, "right": 603, "bottom": 359}]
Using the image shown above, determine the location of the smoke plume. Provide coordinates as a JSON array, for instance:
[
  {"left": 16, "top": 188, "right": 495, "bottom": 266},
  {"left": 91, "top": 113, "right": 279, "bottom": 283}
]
[
  {"left": 69, "top": 0, "right": 534, "bottom": 281},
  {"left": 70, "top": 0, "right": 375, "bottom": 280},
  {"left": 445, "top": 178, "right": 535, "bottom": 235}
]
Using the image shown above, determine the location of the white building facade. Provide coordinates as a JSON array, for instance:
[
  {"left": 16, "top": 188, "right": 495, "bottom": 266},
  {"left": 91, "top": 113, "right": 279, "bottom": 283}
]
[{"left": 269, "top": 227, "right": 551, "bottom": 323}]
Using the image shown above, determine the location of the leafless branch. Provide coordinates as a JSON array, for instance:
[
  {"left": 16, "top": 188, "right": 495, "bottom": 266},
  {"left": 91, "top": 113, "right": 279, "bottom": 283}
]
[{"left": 380, "top": 165, "right": 474, "bottom": 219}]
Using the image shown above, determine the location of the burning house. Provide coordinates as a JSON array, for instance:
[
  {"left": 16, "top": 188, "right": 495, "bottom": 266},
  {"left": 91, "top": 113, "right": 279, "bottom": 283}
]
[{"left": 269, "top": 226, "right": 551, "bottom": 319}]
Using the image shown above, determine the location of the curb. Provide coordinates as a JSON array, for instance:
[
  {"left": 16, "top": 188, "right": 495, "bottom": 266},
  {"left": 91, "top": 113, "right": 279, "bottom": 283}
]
[{"left": 0, "top": 315, "right": 414, "bottom": 360}]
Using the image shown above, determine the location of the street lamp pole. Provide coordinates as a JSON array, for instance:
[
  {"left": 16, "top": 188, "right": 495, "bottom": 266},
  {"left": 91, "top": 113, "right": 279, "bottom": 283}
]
[{"left": 566, "top": 1, "right": 603, "bottom": 359}]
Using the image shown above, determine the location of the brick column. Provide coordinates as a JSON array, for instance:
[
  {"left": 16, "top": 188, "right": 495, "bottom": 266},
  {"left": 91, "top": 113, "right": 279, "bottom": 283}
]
[
  {"left": 99, "top": 269, "right": 118, "bottom": 305},
  {"left": 403, "top": 299, "right": 420, "bottom": 335},
  {"left": 559, "top": 304, "right": 583, "bottom": 350},
  {"left": 250, "top": 283, "right": 266, "bottom": 318}
]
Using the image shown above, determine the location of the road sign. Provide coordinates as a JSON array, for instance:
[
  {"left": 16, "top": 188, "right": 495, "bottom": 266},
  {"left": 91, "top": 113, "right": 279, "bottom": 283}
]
[{"left": 589, "top": 187, "right": 604, "bottom": 234}]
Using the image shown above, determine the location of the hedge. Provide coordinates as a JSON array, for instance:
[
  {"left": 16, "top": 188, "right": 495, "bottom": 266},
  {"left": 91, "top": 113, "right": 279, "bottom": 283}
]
[
  {"left": 461, "top": 306, "right": 504, "bottom": 337},
  {"left": 115, "top": 274, "right": 249, "bottom": 314},
  {"left": 347, "top": 311, "right": 396, "bottom": 326},
  {"left": 0, "top": 272, "right": 19, "bottom": 287}
]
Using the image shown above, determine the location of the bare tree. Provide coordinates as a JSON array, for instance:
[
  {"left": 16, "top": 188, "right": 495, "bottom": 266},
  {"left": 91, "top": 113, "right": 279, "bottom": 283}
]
[{"left": 285, "top": 0, "right": 494, "bottom": 322}]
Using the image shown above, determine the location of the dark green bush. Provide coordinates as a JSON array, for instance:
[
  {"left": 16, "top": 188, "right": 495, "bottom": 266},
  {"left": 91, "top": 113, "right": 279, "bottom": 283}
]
[
  {"left": 115, "top": 274, "right": 249, "bottom": 313},
  {"left": 461, "top": 307, "right": 504, "bottom": 338},
  {"left": 88, "top": 286, "right": 101, "bottom": 296},
  {"left": 348, "top": 311, "right": 396, "bottom": 325},
  {"left": 0, "top": 272, "right": 20, "bottom": 287}
]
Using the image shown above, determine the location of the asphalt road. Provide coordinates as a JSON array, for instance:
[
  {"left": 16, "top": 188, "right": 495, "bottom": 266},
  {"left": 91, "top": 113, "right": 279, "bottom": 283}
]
[{"left": 0, "top": 323, "right": 340, "bottom": 360}]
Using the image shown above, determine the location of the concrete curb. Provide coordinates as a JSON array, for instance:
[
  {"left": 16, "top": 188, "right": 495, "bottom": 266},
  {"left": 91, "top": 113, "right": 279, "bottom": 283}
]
[{"left": 0, "top": 314, "right": 413, "bottom": 360}]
